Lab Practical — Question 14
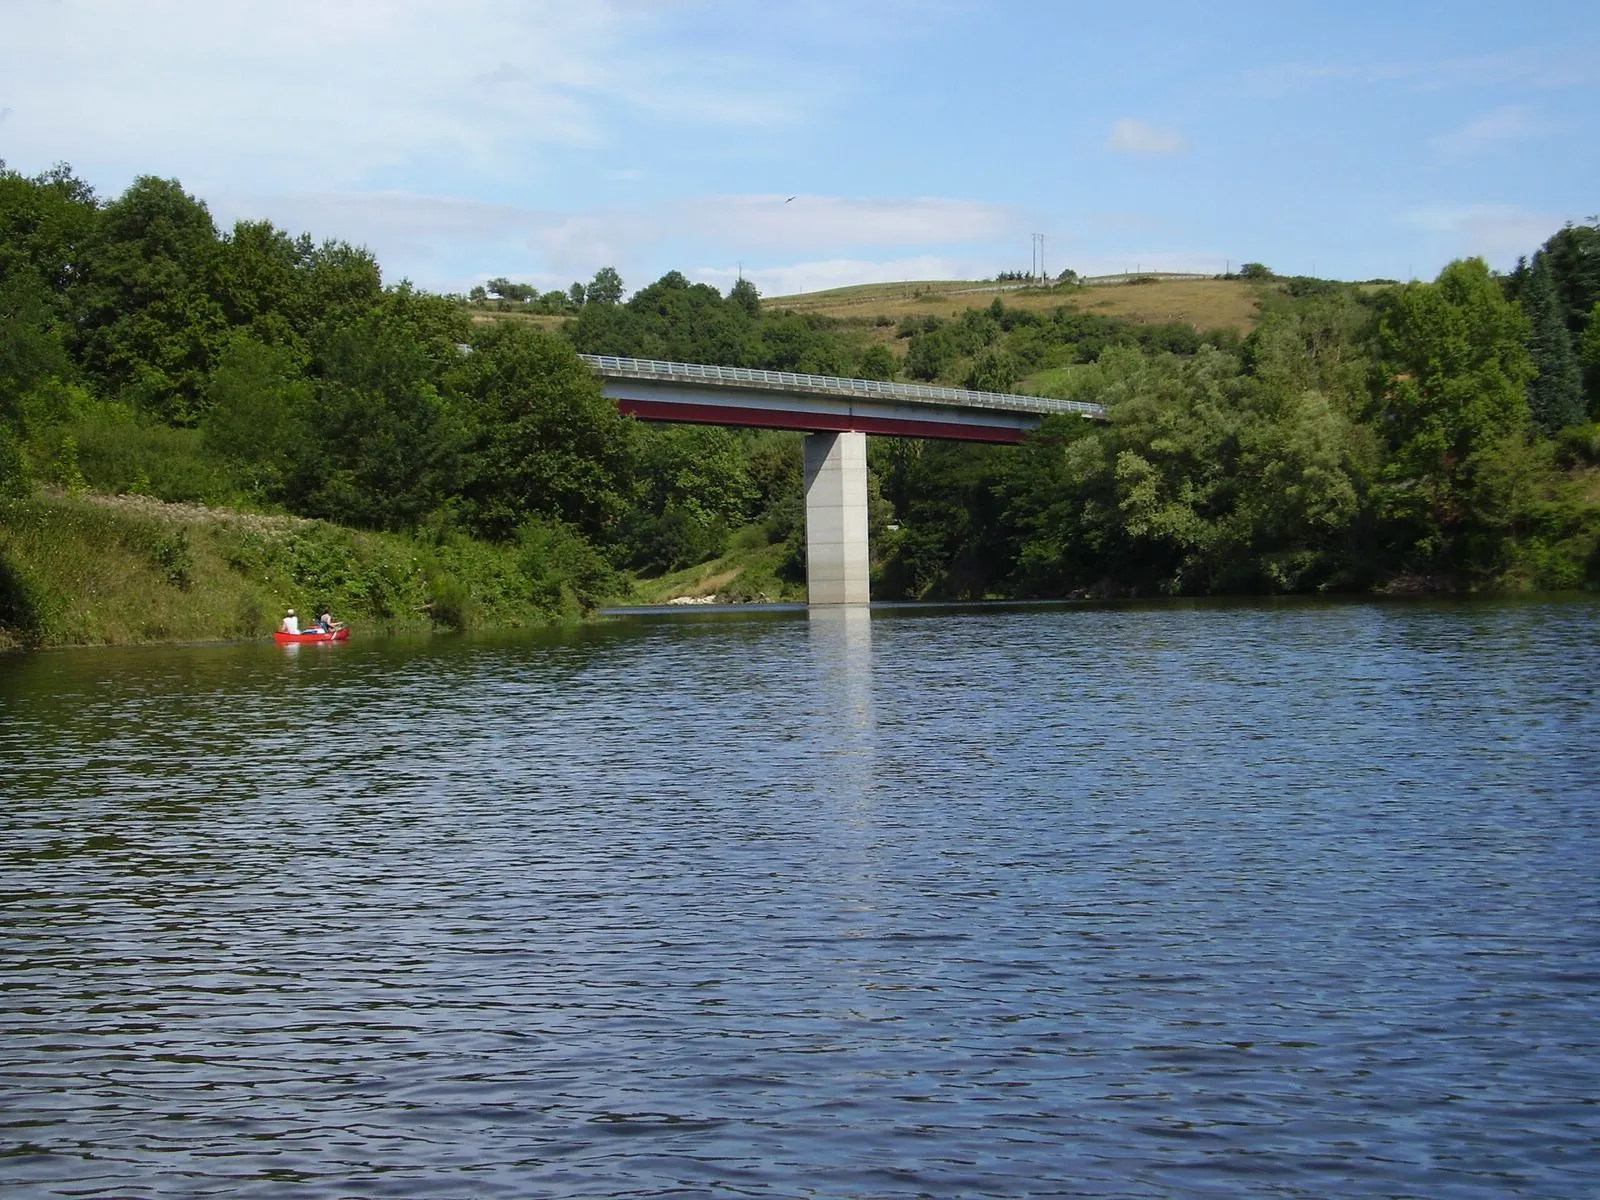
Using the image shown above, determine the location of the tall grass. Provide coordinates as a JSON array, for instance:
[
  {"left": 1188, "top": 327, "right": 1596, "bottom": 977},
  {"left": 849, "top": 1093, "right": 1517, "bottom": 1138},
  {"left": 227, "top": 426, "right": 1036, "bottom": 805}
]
[{"left": 0, "top": 493, "right": 612, "bottom": 649}]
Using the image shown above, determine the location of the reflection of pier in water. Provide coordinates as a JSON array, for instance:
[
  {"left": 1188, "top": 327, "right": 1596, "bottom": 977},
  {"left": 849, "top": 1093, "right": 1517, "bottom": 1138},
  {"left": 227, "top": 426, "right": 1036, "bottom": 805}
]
[{"left": 583, "top": 355, "right": 1105, "bottom": 606}]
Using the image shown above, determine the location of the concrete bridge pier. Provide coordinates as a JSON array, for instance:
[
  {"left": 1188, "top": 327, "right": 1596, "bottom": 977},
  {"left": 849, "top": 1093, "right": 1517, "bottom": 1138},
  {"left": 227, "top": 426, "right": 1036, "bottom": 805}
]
[{"left": 803, "top": 431, "right": 870, "bottom": 606}]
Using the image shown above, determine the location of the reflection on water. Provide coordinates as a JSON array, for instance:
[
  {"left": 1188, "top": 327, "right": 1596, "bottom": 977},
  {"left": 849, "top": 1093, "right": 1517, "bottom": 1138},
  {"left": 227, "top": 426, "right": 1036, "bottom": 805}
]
[
  {"left": 809, "top": 604, "right": 873, "bottom": 739},
  {"left": 2, "top": 599, "right": 1599, "bottom": 1198}
]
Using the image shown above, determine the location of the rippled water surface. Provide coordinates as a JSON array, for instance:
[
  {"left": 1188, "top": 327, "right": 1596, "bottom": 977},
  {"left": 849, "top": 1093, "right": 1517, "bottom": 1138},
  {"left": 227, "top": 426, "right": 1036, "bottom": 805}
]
[{"left": 3, "top": 600, "right": 1599, "bottom": 1198}]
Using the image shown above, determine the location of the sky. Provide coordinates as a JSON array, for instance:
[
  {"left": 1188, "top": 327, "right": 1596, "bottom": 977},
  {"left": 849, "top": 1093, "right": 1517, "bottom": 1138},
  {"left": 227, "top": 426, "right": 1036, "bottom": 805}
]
[{"left": 1, "top": 0, "right": 1597, "bottom": 298}]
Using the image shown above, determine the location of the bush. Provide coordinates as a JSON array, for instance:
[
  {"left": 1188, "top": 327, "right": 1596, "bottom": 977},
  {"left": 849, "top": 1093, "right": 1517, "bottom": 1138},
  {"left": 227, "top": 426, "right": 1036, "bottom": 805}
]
[
  {"left": 0, "top": 426, "right": 28, "bottom": 497},
  {"left": 65, "top": 406, "right": 237, "bottom": 502},
  {"left": 518, "top": 518, "right": 618, "bottom": 616},
  {"left": 0, "top": 550, "right": 43, "bottom": 641},
  {"left": 627, "top": 506, "right": 728, "bottom": 573},
  {"left": 1554, "top": 423, "right": 1600, "bottom": 467},
  {"left": 425, "top": 568, "right": 473, "bottom": 630}
]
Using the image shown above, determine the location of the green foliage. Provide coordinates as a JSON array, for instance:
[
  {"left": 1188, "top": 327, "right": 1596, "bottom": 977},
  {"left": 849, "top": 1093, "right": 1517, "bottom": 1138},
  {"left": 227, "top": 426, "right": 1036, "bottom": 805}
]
[
  {"left": 285, "top": 304, "right": 465, "bottom": 530},
  {"left": 1583, "top": 301, "right": 1600, "bottom": 416},
  {"left": 1372, "top": 259, "right": 1535, "bottom": 574},
  {"left": 627, "top": 506, "right": 730, "bottom": 574},
  {"left": 0, "top": 547, "right": 44, "bottom": 641},
  {"left": 71, "top": 176, "right": 228, "bottom": 423},
  {"left": 856, "top": 344, "right": 898, "bottom": 381},
  {"left": 633, "top": 424, "right": 757, "bottom": 527},
  {"left": 424, "top": 567, "right": 473, "bottom": 630},
  {"left": 965, "top": 347, "right": 1022, "bottom": 392},
  {"left": 587, "top": 266, "right": 624, "bottom": 306},
  {"left": 1553, "top": 422, "right": 1600, "bottom": 468},
  {"left": 65, "top": 404, "right": 236, "bottom": 503},
  {"left": 202, "top": 337, "right": 314, "bottom": 496},
  {"left": 455, "top": 321, "right": 634, "bottom": 540},
  {"left": 729, "top": 277, "right": 761, "bottom": 318},
  {"left": 518, "top": 517, "right": 619, "bottom": 616},
  {"left": 1522, "top": 250, "right": 1585, "bottom": 433},
  {"left": 905, "top": 326, "right": 958, "bottom": 381}
]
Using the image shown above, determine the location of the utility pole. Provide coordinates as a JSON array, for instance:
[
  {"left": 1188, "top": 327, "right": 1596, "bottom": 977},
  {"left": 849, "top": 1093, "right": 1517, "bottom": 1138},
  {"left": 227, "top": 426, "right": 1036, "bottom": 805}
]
[{"left": 1038, "top": 233, "right": 1046, "bottom": 282}]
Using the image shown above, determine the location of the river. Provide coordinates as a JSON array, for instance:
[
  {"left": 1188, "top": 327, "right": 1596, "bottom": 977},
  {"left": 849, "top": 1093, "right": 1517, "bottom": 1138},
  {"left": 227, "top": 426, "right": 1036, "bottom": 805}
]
[{"left": 2, "top": 599, "right": 1598, "bottom": 1198}]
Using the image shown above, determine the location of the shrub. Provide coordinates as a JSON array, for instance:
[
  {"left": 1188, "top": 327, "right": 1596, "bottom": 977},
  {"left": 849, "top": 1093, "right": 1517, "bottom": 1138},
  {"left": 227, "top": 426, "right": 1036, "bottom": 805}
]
[
  {"left": 425, "top": 568, "right": 473, "bottom": 629},
  {"left": 627, "top": 506, "right": 728, "bottom": 573},
  {"left": 1554, "top": 423, "right": 1600, "bottom": 467}
]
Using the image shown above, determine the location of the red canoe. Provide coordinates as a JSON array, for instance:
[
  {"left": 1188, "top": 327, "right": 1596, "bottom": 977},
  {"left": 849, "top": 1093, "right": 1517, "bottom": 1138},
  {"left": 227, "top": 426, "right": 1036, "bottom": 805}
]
[{"left": 274, "top": 627, "right": 350, "bottom": 644}]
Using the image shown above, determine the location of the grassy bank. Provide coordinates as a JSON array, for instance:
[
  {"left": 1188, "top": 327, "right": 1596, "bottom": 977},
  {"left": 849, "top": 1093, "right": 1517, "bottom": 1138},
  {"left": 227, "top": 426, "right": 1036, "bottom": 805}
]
[
  {"left": 621, "top": 524, "right": 807, "bottom": 606},
  {"left": 0, "top": 492, "right": 590, "bottom": 651}
]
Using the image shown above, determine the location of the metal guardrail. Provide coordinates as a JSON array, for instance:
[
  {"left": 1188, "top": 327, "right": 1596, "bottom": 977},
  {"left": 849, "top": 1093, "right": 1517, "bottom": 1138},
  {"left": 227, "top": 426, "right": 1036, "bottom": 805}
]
[{"left": 579, "top": 354, "right": 1105, "bottom": 420}]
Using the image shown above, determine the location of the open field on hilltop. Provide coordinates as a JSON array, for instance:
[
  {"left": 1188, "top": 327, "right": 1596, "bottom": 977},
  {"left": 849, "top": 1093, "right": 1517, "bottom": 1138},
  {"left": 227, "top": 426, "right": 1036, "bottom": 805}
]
[
  {"left": 770, "top": 277, "right": 1271, "bottom": 333},
  {"left": 466, "top": 308, "right": 569, "bottom": 332}
]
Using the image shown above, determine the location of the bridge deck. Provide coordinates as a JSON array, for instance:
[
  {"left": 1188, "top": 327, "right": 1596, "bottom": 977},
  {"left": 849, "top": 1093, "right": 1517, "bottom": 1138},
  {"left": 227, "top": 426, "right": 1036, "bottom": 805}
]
[{"left": 580, "top": 354, "right": 1105, "bottom": 421}]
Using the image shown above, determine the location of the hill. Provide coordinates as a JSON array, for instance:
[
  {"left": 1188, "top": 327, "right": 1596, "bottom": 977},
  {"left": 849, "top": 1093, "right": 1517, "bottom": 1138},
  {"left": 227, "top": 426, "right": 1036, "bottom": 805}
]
[{"left": 765, "top": 275, "right": 1270, "bottom": 333}]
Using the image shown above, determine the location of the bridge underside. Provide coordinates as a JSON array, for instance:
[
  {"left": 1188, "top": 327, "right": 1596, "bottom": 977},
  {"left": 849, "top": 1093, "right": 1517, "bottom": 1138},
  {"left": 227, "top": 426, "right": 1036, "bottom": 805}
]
[{"left": 603, "top": 381, "right": 1040, "bottom": 445}]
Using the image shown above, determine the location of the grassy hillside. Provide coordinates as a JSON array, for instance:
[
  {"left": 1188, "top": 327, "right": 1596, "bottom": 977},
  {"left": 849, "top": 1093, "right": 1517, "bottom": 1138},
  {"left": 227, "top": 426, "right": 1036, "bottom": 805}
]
[
  {"left": 621, "top": 524, "right": 806, "bottom": 606},
  {"left": 459, "top": 276, "right": 1278, "bottom": 355},
  {"left": 0, "top": 492, "right": 581, "bottom": 651},
  {"left": 767, "top": 276, "right": 1270, "bottom": 333}
]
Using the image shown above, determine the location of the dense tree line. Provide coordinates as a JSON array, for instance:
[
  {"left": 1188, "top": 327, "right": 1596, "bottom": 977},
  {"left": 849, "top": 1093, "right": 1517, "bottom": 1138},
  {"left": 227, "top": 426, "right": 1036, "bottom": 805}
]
[
  {"left": 3, "top": 159, "right": 1596, "bottom": 608},
  {"left": 0, "top": 164, "right": 811, "bottom": 599},
  {"left": 875, "top": 250, "right": 1600, "bottom": 597}
]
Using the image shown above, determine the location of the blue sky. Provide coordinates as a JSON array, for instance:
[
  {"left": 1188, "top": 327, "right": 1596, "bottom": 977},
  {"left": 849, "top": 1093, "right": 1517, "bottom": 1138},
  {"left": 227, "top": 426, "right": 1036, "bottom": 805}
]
[{"left": 2, "top": 0, "right": 1596, "bottom": 297}]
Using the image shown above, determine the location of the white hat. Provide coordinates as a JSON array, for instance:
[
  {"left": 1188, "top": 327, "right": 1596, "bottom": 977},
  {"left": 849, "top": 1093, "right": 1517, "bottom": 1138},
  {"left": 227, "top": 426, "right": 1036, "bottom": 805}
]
[{"left": 287, "top": 609, "right": 295, "bottom": 615}]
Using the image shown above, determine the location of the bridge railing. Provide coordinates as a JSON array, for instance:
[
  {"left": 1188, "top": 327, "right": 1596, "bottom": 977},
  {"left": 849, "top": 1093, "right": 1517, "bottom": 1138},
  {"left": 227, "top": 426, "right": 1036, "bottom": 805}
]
[{"left": 579, "top": 354, "right": 1105, "bottom": 419}]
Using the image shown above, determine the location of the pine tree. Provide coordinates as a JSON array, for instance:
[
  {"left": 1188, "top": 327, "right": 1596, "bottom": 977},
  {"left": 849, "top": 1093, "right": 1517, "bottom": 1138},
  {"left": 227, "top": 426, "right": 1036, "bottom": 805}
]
[{"left": 1523, "top": 251, "right": 1585, "bottom": 434}]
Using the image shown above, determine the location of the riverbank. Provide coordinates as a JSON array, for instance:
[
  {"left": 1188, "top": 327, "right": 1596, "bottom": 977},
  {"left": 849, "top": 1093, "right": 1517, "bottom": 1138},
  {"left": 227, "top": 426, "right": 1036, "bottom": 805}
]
[{"left": 0, "top": 491, "right": 578, "bottom": 651}]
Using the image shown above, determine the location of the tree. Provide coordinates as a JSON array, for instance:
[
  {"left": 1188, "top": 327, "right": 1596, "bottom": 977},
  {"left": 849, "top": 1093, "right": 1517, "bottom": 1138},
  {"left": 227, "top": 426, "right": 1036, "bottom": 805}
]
[
  {"left": 201, "top": 337, "right": 313, "bottom": 495},
  {"left": 964, "top": 347, "right": 1022, "bottom": 392},
  {"left": 454, "top": 321, "right": 635, "bottom": 540},
  {"left": 905, "top": 327, "right": 958, "bottom": 381},
  {"left": 284, "top": 306, "right": 463, "bottom": 530},
  {"left": 299, "top": 239, "right": 383, "bottom": 336},
  {"left": 1373, "top": 258, "right": 1535, "bottom": 571},
  {"left": 71, "top": 176, "right": 228, "bottom": 423},
  {"left": 0, "top": 161, "right": 98, "bottom": 307},
  {"left": 211, "top": 219, "right": 312, "bottom": 360},
  {"left": 1522, "top": 250, "right": 1585, "bottom": 433},
  {"left": 568, "top": 281, "right": 586, "bottom": 308},
  {"left": 587, "top": 266, "right": 624, "bottom": 306},
  {"left": 1584, "top": 301, "right": 1600, "bottom": 416},
  {"left": 729, "top": 277, "right": 761, "bottom": 318},
  {"left": 857, "top": 344, "right": 897, "bottom": 381}
]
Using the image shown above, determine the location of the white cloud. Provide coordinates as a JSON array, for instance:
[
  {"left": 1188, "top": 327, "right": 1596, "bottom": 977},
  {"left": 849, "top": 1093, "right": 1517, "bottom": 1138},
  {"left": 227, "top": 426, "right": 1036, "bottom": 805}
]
[
  {"left": 675, "top": 195, "right": 1018, "bottom": 251},
  {"left": 1106, "top": 119, "right": 1187, "bottom": 156},
  {"left": 1432, "top": 105, "right": 1546, "bottom": 158},
  {"left": 0, "top": 0, "right": 825, "bottom": 192},
  {"left": 209, "top": 189, "right": 1025, "bottom": 292},
  {"left": 1404, "top": 204, "right": 1565, "bottom": 265}
]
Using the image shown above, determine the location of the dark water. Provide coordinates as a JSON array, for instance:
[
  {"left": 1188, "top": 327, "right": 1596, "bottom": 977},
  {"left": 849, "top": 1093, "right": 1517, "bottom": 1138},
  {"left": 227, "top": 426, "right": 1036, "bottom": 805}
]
[{"left": 3, "top": 600, "right": 1598, "bottom": 1199}]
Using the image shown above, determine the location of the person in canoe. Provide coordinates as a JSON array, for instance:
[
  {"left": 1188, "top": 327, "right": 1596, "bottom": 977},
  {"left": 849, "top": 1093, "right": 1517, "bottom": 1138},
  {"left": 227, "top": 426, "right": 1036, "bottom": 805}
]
[
  {"left": 315, "top": 608, "right": 345, "bottom": 634},
  {"left": 280, "top": 608, "right": 300, "bottom": 635}
]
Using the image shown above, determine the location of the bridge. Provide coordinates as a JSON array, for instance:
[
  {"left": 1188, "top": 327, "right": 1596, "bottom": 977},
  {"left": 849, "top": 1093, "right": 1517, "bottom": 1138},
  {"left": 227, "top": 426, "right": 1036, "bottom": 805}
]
[{"left": 581, "top": 354, "right": 1105, "bottom": 605}]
